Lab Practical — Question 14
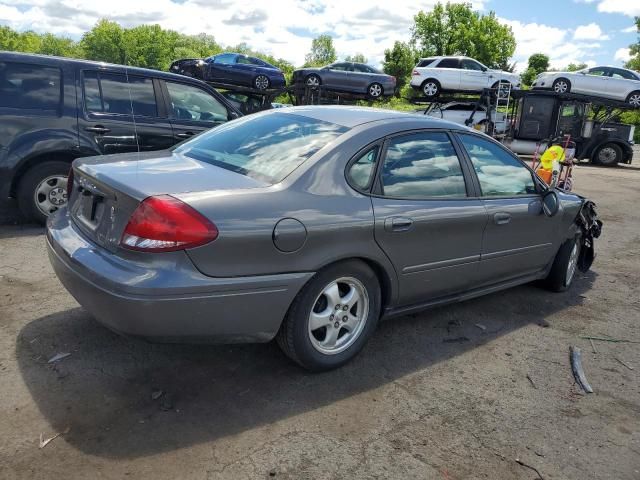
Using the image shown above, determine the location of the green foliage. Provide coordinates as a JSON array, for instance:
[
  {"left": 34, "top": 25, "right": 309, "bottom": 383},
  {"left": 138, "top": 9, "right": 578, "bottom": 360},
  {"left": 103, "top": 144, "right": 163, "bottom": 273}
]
[
  {"left": 625, "top": 17, "right": 640, "bottom": 71},
  {"left": 521, "top": 53, "right": 550, "bottom": 86},
  {"left": 382, "top": 41, "right": 416, "bottom": 95},
  {"left": 345, "top": 53, "right": 368, "bottom": 63},
  {"left": 304, "top": 34, "right": 337, "bottom": 67},
  {"left": 620, "top": 110, "right": 640, "bottom": 142},
  {"left": 566, "top": 63, "right": 587, "bottom": 72},
  {"left": 411, "top": 2, "right": 516, "bottom": 69}
]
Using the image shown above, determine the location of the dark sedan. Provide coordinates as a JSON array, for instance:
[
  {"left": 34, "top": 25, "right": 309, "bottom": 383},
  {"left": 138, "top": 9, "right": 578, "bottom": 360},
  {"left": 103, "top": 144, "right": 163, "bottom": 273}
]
[
  {"left": 48, "top": 107, "right": 600, "bottom": 371},
  {"left": 293, "top": 62, "right": 396, "bottom": 99},
  {"left": 170, "top": 53, "right": 286, "bottom": 90}
]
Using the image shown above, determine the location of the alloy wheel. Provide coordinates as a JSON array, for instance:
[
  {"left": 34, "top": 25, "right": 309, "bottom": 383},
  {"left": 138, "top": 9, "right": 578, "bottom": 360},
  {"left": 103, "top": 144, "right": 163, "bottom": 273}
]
[
  {"left": 306, "top": 75, "right": 320, "bottom": 87},
  {"left": 369, "top": 84, "right": 382, "bottom": 98},
  {"left": 554, "top": 80, "right": 568, "bottom": 93},
  {"left": 423, "top": 82, "right": 438, "bottom": 97},
  {"left": 34, "top": 174, "right": 68, "bottom": 217},
  {"left": 254, "top": 75, "right": 270, "bottom": 90},
  {"left": 566, "top": 242, "right": 579, "bottom": 286},
  {"left": 628, "top": 93, "right": 640, "bottom": 107},
  {"left": 307, "top": 277, "right": 369, "bottom": 355}
]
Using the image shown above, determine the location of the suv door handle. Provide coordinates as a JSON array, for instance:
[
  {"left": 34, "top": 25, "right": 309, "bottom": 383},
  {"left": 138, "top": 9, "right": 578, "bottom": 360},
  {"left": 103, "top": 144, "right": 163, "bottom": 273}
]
[
  {"left": 384, "top": 217, "right": 414, "bottom": 232},
  {"left": 494, "top": 212, "right": 511, "bottom": 225},
  {"left": 85, "top": 125, "right": 110, "bottom": 134},
  {"left": 176, "top": 131, "right": 195, "bottom": 138}
]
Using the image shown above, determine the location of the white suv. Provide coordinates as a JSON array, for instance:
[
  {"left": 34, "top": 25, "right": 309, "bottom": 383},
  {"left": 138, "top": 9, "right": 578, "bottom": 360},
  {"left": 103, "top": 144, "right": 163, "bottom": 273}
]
[{"left": 410, "top": 56, "right": 521, "bottom": 98}]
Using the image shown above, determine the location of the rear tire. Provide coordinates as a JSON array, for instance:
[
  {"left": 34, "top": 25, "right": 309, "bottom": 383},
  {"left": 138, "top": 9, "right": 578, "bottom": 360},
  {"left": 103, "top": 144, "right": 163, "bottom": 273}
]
[
  {"left": 276, "top": 260, "right": 381, "bottom": 371},
  {"left": 421, "top": 79, "right": 440, "bottom": 98},
  {"left": 305, "top": 74, "right": 321, "bottom": 89},
  {"left": 17, "top": 160, "right": 70, "bottom": 225},
  {"left": 552, "top": 78, "right": 571, "bottom": 94},
  {"left": 253, "top": 75, "right": 270, "bottom": 90},
  {"left": 544, "top": 236, "right": 581, "bottom": 292},
  {"left": 592, "top": 143, "right": 622, "bottom": 166},
  {"left": 367, "top": 82, "right": 383, "bottom": 99}
]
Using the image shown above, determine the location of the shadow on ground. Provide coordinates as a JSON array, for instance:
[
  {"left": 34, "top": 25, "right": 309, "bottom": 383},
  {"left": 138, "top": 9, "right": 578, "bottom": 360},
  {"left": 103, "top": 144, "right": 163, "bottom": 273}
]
[{"left": 16, "top": 272, "right": 595, "bottom": 459}]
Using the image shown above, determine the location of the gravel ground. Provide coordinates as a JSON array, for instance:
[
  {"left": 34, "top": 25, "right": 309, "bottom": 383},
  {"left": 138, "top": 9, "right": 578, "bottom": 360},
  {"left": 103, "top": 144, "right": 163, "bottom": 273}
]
[{"left": 1, "top": 162, "right": 639, "bottom": 479}]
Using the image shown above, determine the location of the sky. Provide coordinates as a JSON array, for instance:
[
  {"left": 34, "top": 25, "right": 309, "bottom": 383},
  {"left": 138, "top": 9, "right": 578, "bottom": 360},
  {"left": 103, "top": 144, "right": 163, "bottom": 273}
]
[{"left": 0, "top": 0, "right": 638, "bottom": 72}]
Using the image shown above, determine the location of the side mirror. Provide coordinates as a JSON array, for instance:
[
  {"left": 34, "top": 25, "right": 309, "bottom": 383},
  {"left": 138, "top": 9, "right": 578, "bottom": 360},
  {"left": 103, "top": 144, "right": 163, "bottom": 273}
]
[
  {"left": 542, "top": 190, "right": 560, "bottom": 217},
  {"left": 481, "top": 67, "right": 488, "bottom": 72}
]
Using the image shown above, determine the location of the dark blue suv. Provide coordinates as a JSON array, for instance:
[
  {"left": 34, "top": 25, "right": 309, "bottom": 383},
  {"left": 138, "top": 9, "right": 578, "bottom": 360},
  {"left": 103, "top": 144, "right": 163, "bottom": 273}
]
[
  {"left": 170, "top": 53, "right": 286, "bottom": 90},
  {"left": 0, "top": 51, "right": 240, "bottom": 224}
]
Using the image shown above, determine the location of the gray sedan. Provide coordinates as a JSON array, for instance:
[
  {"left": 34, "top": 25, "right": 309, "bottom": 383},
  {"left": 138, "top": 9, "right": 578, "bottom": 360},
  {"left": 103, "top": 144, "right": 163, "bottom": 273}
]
[
  {"left": 47, "top": 107, "right": 600, "bottom": 371},
  {"left": 293, "top": 62, "right": 396, "bottom": 98}
]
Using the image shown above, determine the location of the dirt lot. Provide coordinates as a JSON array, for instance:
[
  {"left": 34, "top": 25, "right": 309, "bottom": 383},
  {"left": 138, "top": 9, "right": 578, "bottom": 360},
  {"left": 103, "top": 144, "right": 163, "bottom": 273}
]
[{"left": 1, "top": 163, "right": 639, "bottom": 480}]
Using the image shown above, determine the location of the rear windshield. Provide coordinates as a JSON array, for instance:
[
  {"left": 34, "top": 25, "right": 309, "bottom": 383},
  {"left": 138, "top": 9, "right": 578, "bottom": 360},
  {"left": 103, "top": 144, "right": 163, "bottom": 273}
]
[
  {"left": 174, "top": 112, "right": 348, "bottom": 183},
  {"left": 417, "top": 58, "right": 437, "bottom": 68},
  {"left": 0, "top": 61, "right": 62, "bottom": 112}
]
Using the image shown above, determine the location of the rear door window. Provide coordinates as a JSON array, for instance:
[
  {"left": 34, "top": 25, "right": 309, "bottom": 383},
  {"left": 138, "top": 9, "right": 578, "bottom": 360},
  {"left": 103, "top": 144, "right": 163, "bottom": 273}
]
[
  {"left": 0, "top": 61, "right": 61, "bottom": 111},
  {"left": 83, "top": 72, "right": 157, "bottom": 117},
  {"left": 436, "top": 58, "right": 460, "bottom": 69},
  {"left": 417, "top": 58, "right": 437, "bottom": 68},
  {"left": 379, "top": 132, "right": 468, "bottom": 198}
]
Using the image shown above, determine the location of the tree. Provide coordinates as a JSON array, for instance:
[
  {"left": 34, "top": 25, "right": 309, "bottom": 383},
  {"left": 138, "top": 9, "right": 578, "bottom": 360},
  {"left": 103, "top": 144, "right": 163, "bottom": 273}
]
[
  {"left": 382, "top": 41, "right": 416, "bottom": 95},
  {"left": 566, "top": 62, "right": 587, "bottom": 72},
  {"left": 345, "top": 53, "right": 368, "bottom": 64},
  {"left": 304, "top": 34, "right": 336, "bottom": 67},
  {"left": 625, "top": 16, "right": 640, "bottom": 71},
  {"left": 80, "top": 19, "right": 126, "bottom": 64},
  {"left": 521, "top": 53, "right": 549, "bottom": 86},
  {"left": 411, "top": 2, "right": 516, "bottom": 69}
]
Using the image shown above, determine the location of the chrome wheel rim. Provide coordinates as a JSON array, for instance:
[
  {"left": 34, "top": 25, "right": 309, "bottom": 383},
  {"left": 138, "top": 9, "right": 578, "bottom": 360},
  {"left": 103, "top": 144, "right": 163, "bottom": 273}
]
[
  {"left": 369, "top": 84, "right": 382, "bottom": 97},
  {"left": 628, "top": 94, "right": 640, "bottom": 107},
  {"left": 423, "top": 82, "right": 438, "bottom": 96},
  {"left": 598, "top": 147, "right": 617, "bottom": 163},
  {"left": 566, "top": 242, "right": 579, "bottom": 286},
  {"left": 306, "top": 75, "right": 320, "bottom": 87},
  {"left": 34, "top": 174, "right": 68, "bottom": 217},
  {"left": 308, "top": 277, "right": 369, "bottom": 355},
  {"left": 255, "top": 75, "right": 269, "bottom": 90},
  {"left": 554, "top": 81, "right": 568, "bottom": 93}
]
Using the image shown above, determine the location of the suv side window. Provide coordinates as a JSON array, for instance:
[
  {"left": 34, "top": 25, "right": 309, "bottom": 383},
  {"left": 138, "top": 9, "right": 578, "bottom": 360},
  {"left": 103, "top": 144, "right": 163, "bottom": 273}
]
[
  {"left": 380, "top": 132, "right": 467, "bottom": 199},
  {"left": 347, "top": 146, "right": 379, "bottom": 191},
  {"left": 0, "top": 61, "right": 61, "bottom": 111},
  {"left": 460, "top": 59, "right": 484, "bottom": 71},
  {"left": 436, "top": 58, "right": 459, "bottom": 69},
  {"left": 84, "top": 71, "right": 157, "bottom": 117},
  {"left": 166, "top": 82, "right": 229, "bottom": 122},
  {"left": 417, "top": 58, "right": 437, "bottom": 67},
  {"left": 458, "top": 134, "right": 536, "bottom": 196}
]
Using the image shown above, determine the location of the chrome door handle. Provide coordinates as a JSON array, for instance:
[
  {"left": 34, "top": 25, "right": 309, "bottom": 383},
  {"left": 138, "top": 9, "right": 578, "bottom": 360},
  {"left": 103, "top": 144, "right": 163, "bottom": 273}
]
[
  {"left": 176, "top": 132, "right": 195, "bottom": 138},
  {"left": 85, "top": 125, "right": 110, "bottom": 134},
  {"left": 494, "top": 212, "right": 511, "bottom": 225}
]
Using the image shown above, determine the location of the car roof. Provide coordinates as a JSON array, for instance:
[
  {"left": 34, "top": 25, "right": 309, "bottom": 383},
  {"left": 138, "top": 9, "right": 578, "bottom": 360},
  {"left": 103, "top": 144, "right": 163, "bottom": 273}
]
[
  {"left": 272, "top": 105, "right": 469, "bottom": 129},
  {"left": 0, "top": 51, "right": 206, "bottom": 83}
]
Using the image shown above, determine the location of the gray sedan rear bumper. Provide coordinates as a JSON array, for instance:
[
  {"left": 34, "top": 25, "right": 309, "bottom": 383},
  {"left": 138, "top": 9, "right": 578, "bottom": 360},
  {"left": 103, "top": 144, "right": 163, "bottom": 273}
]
[{"left": 46, "top": 211, "right": 313, "bottom": 343}]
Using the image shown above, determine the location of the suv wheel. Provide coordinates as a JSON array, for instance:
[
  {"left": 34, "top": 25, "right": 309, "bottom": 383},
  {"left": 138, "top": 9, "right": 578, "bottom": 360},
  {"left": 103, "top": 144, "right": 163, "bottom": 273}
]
[
  {"left": 422, "top": 79, "right": 440, "bottom": 98},
  {"left": 277, "top": 260, "right": 381, "bottom": 371},
  {"left": 593, "top": 143, "right": 622, "bottom": 166},
  {"left": 17, "top": 161, "right": 70, "bottom": 225}
]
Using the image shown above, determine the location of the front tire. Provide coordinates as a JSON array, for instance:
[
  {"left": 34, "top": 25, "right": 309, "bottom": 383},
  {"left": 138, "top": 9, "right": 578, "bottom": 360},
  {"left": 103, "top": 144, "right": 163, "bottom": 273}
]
[
  {"left": 544, "top": 237, "right": 581, "bottom": 292},
  {"left": 305, "top": 74, "right": 321, "bottom": 89},
  {"left": 367, "top": 83, "right": 383, "bottom": 99},
  {"left": 593, "top": 143, "right": 622, "bottom": 166},
  {"left": 552, "top": 78, "right": 571, "bottom": 94},
  {"left": 17, "top": 160, "right": 70, "bottom": 225},
  {"left": 626, "top": 90, "right": 640, "bottom": 108},
  {"left": 276, "top": 260, "right": 381, "bottom": 371},
  {"left": 253, "top": 75, "right": 270, "bottom": 90}
]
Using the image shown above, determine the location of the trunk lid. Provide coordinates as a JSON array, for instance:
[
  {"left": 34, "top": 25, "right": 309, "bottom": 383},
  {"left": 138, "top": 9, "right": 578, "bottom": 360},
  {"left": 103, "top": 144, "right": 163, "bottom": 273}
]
[{"left": 68, "top": 150, "right": 268, "bottom": 251}]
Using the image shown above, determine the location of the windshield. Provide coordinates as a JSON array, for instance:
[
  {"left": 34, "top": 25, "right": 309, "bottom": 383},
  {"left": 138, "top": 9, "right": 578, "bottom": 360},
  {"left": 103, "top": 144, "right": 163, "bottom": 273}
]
[{"left": 173, "top": 112, "right": 349, "bottom": 183}]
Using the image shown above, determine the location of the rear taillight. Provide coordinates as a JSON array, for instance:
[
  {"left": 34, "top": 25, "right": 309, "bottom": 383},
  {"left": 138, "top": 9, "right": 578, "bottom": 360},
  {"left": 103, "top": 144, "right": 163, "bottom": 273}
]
[
  {"left": 121, "top": 195, "right": 218, "bottom": 252},
  {"left": 66, "top": 167, "right": 74, "bottom": 198},
  {"left": 412, "top": 70, "right": 420, "bottom": 76}
]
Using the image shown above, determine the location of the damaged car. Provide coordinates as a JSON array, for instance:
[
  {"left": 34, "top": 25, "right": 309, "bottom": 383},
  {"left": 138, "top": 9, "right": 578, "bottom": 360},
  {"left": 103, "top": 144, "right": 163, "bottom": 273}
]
[{"left": 47, "top": 107, "right": 601, "bottom": 371}]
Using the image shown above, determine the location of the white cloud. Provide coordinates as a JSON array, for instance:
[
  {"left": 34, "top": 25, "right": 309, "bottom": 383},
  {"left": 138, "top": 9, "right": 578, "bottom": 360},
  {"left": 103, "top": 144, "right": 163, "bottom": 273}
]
[
  {"left": 621, "top": 25, "right": 637, "bottom": 33},
  {"left": 614, "top": 47, "right": 632, "bottom": 62},
  {"left": 573, "top": 23, "right": 609, "bottom": 40},
  {"left": 597, "top": 0, "right": 640, "bottom": 16}
]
